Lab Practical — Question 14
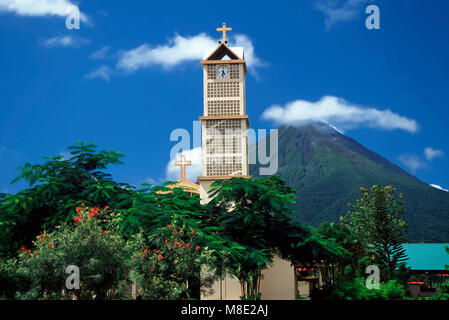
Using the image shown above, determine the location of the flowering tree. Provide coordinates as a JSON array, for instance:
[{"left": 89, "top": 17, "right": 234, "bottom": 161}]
[
  {"left": 0, "top": 142, "right": 133, "bottom": 257},
  {"left": 128, "top": 223, "right": 217, "bottom": 299},
  {"left": 12, "top": 205, "right": 130, "bottom": 299}
]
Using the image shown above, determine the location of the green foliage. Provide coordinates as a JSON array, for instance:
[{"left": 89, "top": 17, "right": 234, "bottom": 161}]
[
  {"left": 317, "top": 222, "right": 365, "bottom": 284},
  {"left": 208, "top": 175, "right": 347, "bottom": 299},
  {"left": 11, "top": 206, "right": 130, "bottom": 300},
  {"left": 343, "top": 185, "right": 408, "bottom": 281},
  {"left": 0, "top": 142, "right": 353, "bottom": 300},
  {"left": 0, "top": 142, "right": 133, "bottom": 256},
  {"left": 0, "top": 257, "right": 32, "bottom": 299},
  {"left": 330, "top": 278, "right": 407, "bottom": 300},
  {"left": 128, "top": 223, "right": 217, "bottom": 300}
]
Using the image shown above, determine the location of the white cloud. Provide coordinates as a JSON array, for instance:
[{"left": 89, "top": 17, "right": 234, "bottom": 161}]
[
  {"left": 0, "top": 0, "right": 88, "bottom": 21},
  {"left": 424, "top": 147, "right": 444, "bottom": 161},
  {"left": 315, "top": 0, "right": 368, "bottom": 29},
  {"left": 116, "top": 33, "right": 262, "bottom": 73},
  {"left": 430, "top": 184, "right": 448, "bottom": 192},
  {"left": 166, "top": 147, "right": 202, "bottom": 182},
  {"left": 43, "top": 35, "right": 89, "bottom": 47},
  {"left": 85, "top": 65, "right": 114, "bottom": 82},
  {"left": 89, "top": 46, "right": 111, "bottom": 60},
  {"left": 398, "top": 154, "right": 426, "bottom": 174},
  {"left": 262, "top": 96, "right": 419, "bottom": 133}
]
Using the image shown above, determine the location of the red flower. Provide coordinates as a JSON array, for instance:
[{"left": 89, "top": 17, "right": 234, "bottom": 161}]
[
  {"left": 20, "top": 246, "right": 26, "bottom": 252},
  {"left": 174, "top": 241, "right": 178, "bottom": 246},
  {"left": 40, "top": 233, "right": 45, "bottom": 237},
  {"left": 144, "top": 249, "right": 148, "bottom": 254},
  {"left": 164, "top": 240, "right": 168, "bottom": 245},
  {"left": 90, "top": 207, "right": 98, "bottom": 216},
  {"left": 195, "top": 246, "right": 200, "bottom": 251},
  {"left": 191, "top": 230, "right": 195, "bottom": 235},
  {"left": 150, "top": 269, "right": 154, "bottom": 272},
  {"left": 186, "top": 244, "right": 190, "bottom": 248},
  {"left": 48, "top": 241, "right": 54, "bottom": 247},
  {"left": 178, "top": 244, "right": 182, "bottom": 248},
  {"left": 175, "top": 231, "right": 179, "bottom": 235},
  {"left": 81, "top": 203, "right": 85, "bottom": 206},
  {"left": 168, "top": 224, "right": 172, "bottom": 229},
  {"left": 156, "top": 249, "right": 161, "bottom": 254},
  {"left": 27, "top": 249, "right": 31, "bottom": 253},
  {"left": 74, "top": 217, "right": 80, "bottom": 223},
  {"left": 158, "top": 255, "right": 162, "bottom": 260},
  {"left": 104, "top": 205, "right": 110, "bottom": 209},
  {"left": 76, "top": 207, "right": 81, "bottom": 213},
  {"left": 36, "top": 251, "right": 40, "bottom": 255},
  {"left": 131, "top": 255, "right": 134, "bottom": 259},
  {"left": 103, "top": 230, "right": 108, "bottom": 234}
]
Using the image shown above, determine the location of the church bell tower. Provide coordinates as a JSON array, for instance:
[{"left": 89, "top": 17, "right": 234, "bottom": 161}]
[{"left": 198, "top": 23, "right": 250, "bottom": 204}]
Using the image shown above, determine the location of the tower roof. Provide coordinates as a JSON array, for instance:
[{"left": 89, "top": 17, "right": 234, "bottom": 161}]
[{"left": 203, "top": 43, "right": 244, "bottom": 61}]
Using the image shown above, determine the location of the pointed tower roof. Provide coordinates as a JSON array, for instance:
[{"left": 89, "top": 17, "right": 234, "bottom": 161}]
[{"left": 203, "top": 43, "right": 244, "bottom": 61}]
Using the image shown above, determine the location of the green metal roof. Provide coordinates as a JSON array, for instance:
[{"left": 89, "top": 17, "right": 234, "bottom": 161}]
[{"left": 403, "top": 244, "right": 449, "bottom": 271}]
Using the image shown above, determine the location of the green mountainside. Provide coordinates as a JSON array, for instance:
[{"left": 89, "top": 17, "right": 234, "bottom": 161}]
[{"left": 250, "top": 123, "right": 449, "bottom": 242}]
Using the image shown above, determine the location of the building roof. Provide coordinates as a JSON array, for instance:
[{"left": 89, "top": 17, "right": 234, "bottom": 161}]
[
  {"left": 203, "top": 45, "right": 244, "bottom": 60},
  {"left": 403, "top": 243, "right": 449, "bottom": 271}
]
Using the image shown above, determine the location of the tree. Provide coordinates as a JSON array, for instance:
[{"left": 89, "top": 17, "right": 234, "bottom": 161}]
[
  {"left": 317, "top": 222, "right": 364, "bottom": 284},
  {"left": 117, "top": 184, "right": 248, "bottom": 299},
  {"left": 343, "top": 185, "right": 408, "bottom": 281},
  {"left": 128, "top": 223, "right": 217, "bottom": 300},
  {"left": 11, "top": 205, "right": 130, "bottom": 300},
  {"left": 0, "top": 142, "right": 133, "bottom": 256},
  {"left": 207, "top": 175, "right": 346, "bottom": 299}
]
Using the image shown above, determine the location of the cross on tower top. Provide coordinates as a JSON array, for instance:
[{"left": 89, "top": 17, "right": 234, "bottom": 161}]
[
  {"left": 216, "top": 22, "right": 232, "bottom": 43},
  {"left": 174, "top": 154, "right": 191, "bottom": 180}
]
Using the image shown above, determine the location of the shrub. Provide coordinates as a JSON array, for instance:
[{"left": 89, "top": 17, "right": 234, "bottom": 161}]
[
  {"left": 128, "top": 223, "right": 218, "bottom": 300},
  {"left": 13, "top": 205, "right": 130, "bottom": 299},
  {"left": 330, "top": 277, "right": 407, "bottom": 300}
]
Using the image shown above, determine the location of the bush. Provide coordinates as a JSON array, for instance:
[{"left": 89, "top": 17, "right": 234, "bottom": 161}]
[
  {"left": 330, "top": 277, "right": 407, "bottom": 300},
  {"left": 13, "top": 205, "right": 130, "bottom": 300},
  {"left": 128, "top": 222, "right": 218, "bottom": 300}
]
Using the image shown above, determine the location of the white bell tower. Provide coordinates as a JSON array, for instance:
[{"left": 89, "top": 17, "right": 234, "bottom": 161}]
[{"left": 197, "top": 23, "right": 250, "bottom": 204}]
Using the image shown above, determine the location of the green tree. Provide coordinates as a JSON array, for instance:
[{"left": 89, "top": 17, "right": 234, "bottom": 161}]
[
  {"left": 343, "top": 185, "right": 408, "bottom": 281},
  {"left": 0, "top": 142, "right": 133, "bottom": 256},
  {"left": 11, "top": 206, "right": 130, "bottom": 300},
  {"left": 317, "top": 222, "right": 364, "bottom": 284},
  {"left": 117, "top": 184, "right": 248, "bottom": 299},
  {"left": 208, "top": 175, "right": 346, "bottom": 299}
]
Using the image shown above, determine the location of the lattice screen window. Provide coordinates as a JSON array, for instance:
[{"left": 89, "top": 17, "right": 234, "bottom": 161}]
[
  {"left": 206, "top": 156, "right": 243, "bottom": 176},
  {"left": 206, "top": 65, "right": 216, "bottom": 80},
  {"left": 207, "top": 100, "right": 240, "bottom": 116},
  {"left": 205, "top": 119, "right": 241, "bottom": 135},
  {"left": 230, "top": 64, "right": 239, "bottom": 79},
  {"left": 207, "top": 82, "right": 240, "bottom": 98},
  {"left": 206, "top": 136, "right": 242, "bottom": 154}
]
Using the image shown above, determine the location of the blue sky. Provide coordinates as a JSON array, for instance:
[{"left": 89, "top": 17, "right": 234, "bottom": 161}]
[{"left": 0, "top": 0, "right": 448, "bottom": 193}]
